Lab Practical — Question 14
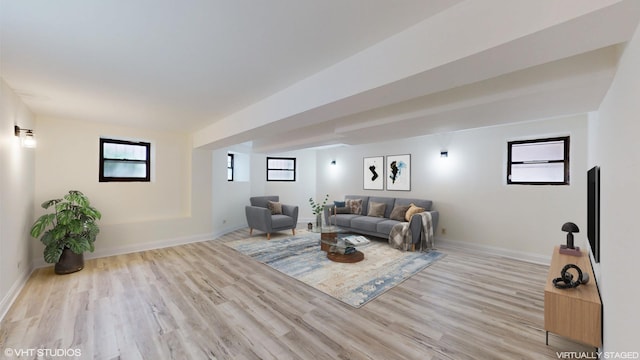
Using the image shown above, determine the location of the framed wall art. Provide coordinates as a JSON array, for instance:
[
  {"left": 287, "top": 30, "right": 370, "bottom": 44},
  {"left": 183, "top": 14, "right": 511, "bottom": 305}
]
[
  {"left": 386, "top": 154, "right": 411, "bottom": 191},
  {"left": 363, "top": 156, "right": 384, "bottom": 190}
]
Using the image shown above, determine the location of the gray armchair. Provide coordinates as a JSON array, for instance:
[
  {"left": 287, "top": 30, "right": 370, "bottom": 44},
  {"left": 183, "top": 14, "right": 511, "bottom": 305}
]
[{"left": 245, "top": 196, "right": 299, "bottom": 240}]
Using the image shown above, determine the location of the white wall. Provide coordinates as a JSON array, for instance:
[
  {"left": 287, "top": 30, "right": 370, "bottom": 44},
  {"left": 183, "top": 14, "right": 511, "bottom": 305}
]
[
  {"left": 0, "top": 79, "right": 35, "bottom": 319},
  {"left": 317, "top": 115, "right": 587, "bottom": 261},
  {"left": 589, "top": 24, "right": 640, "bottom": 352},
  {"left": 211, "top": 145, "right": 251, "bottom": 232},
  {"left": 248, "top": 149, "right": 318, "bottom": 222},
  {"left": 32, "top": 117, "right": 213, "bottom": 264}
]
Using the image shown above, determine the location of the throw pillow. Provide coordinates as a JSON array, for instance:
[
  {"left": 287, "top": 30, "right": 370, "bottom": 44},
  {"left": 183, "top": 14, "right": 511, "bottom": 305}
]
[
  {"left": 405, "top": 203, "right": 426, "bottom": 221},
  {"left": 267, "top": 201, "right": 283, "bottom": 215},
  {"left": 345, "top": 199, "right": 363, "bottom": 215},
  {"left": 367, "top": 201, "right": 386, "bottom": 218},
  {"left": 334, "top": 200, "right": 346, "bottom": 207},
  {"left": 389, "top": 205, "right": 410, "bottom": 221}
]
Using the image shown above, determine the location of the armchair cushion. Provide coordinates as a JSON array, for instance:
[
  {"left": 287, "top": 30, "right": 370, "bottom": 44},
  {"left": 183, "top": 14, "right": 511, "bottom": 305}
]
[
  {"left": 272, "top": 214, "right": 295, "bottom": 228},
  {"left": 268, "top": 201, "right": 282, "bottom": 214},
  {"left": 250, "top": 196, "right": 279, "bottom": 208}
]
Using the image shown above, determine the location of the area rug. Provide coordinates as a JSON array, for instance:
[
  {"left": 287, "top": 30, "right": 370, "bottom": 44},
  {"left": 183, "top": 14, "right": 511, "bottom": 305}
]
[{"left": 224, "top": 232, "right": 446, "bottom": 308}]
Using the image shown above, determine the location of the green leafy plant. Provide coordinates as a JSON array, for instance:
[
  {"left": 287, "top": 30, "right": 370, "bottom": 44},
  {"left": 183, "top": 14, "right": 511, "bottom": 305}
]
[
  {"left": 30, "top": 190, "right": 102, "bottom": 264},
  {"left": 308, "top": 194, "right": 329, "bottom": 215}
]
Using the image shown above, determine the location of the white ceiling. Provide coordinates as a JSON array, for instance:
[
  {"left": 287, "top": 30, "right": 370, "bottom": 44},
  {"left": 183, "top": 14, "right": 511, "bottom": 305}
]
[
  {"left": 2, "top": 0, "right": 640, "bottom": 153},
  {"left": 1, "top": 0, "right": 459, "bottom": 129}
]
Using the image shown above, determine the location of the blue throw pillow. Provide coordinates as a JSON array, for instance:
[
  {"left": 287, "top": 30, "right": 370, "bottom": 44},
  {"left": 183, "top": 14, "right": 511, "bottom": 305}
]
[{"left": 334, "top": 201, "right": 346, "bottom": 207}]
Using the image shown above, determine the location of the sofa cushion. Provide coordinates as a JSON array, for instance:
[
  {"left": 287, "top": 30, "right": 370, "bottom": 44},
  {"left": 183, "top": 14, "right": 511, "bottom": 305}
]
[
  {"left": 394, "top": 197, "right": 432, "bottom": 211},
  {"left": 377, "top": 219, "right": 402, "bottom": 235},
  {"left": 389, "top": 205, "right": 410, "bottom": 221},
  {"left": 332, "top": 214, "right": 361, "bottom": 227},
  {"left": 405, "top": 203, "right": 426, "bottom": 221},
  {"left": 367, "top": 201, "right": 387, "bottom": 217},
  {"left": 368, "top": 196, "right": 396, "bottom": 218},
  {"left": 345, "top": 198, "right": 363, "bottom": 215},
  {"left": 334, "top": 200, "right": 346, "bottom": 207},
  {"left": 351, "top": 216, "right": 386, "bottom": 233},
  {"left": 345, "top": 195, "right": 369, "bottom": 215}
]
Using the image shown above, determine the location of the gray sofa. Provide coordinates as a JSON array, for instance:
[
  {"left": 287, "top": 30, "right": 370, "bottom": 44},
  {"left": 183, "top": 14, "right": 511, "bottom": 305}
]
[{"left": 323, "top": 195, "right": 439, "bottom": 248}]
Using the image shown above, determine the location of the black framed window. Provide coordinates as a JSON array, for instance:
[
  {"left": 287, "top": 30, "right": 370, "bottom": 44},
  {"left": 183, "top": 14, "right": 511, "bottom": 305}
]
[
  {"left": 267, "top": 157, "right": 296, "bottom": 181},
  {"left": 227, "top": 153, "right": 234, "bottom": 181},
  {"left": 507, "top": 136, "right": 569, "bottom": 185},
  {"left": 99, "top": 138, "right": 151, "bottom": 182}
]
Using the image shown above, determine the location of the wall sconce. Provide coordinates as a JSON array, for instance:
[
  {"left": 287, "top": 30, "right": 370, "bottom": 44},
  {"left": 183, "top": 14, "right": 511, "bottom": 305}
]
[
  {"left": 330, "top": 160, "right": 337, "bottom": 165},
  {"left": 440, "top": 151, "right": 448, "bottom": 158},
  {"left": 14, "top": 125, "right": 37, "bottom": 148}
]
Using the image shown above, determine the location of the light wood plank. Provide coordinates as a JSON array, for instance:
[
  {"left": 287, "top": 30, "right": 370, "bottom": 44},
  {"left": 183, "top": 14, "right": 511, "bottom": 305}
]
[{"left": 0, "top": 228, "right": 595, "bottom": 359}]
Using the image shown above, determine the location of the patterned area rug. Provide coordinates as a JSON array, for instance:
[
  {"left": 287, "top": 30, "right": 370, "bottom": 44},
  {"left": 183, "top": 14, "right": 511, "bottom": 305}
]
[{"left": 225, "top": 232, "right": 446, "bottom": 308}]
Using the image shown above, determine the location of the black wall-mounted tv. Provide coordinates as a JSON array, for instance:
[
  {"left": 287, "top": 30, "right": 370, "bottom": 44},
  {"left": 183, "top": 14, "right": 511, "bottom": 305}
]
[{"left": 587, "top": 166, "right": 600, "bottom": 263}]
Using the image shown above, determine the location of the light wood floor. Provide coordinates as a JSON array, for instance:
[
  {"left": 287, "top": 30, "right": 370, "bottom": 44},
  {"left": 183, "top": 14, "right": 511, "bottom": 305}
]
[{"left": 1, "top": 228, "right": 594, "bottom": 359}]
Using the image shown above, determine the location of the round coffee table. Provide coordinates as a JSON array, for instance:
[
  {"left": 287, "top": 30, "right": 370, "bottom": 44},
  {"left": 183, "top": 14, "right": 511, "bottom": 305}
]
[
  {"left": 320, "top": 230, "right": 369, "bottom": 263},
  {"left": 326, "top": 249, "right": 364, "bottom": 263}
]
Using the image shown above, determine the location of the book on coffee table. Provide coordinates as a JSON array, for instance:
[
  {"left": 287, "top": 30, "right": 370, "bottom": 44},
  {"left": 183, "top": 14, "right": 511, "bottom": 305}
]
[{"left": 344, "top": 235, "right": 370, "bottom": 246}]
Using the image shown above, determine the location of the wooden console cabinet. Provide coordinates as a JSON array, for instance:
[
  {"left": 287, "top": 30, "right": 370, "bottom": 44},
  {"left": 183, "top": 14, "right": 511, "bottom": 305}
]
[{"left": 544, "top": 246, "right": 602, "bottom": 348}]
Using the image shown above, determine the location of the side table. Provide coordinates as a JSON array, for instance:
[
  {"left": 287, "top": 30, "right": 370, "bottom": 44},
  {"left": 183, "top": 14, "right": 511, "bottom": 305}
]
[{"left": 544, "top": 246, "right": 602, "bottom": 349}]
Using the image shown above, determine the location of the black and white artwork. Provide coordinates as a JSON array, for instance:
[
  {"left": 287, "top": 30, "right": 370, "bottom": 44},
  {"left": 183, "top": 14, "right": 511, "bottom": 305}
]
[
  {"left": 363, "top": 156, "right": 384, "bottom": 190},
  {"left": 386, "top": 154, "right": 411, "bottom": 191}
]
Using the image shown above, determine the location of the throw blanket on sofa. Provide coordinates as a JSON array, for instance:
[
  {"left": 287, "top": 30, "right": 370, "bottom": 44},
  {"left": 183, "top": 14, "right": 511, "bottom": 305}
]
[{"left": 388, "top": 212, "right": 434, "bottom": 252}]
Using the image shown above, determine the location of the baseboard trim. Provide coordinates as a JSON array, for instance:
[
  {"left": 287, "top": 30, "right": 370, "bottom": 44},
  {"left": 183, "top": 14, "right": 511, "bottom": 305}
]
[
  {"left": 31, "top": 225, "right": 245, "bottom": 269},
  {"left": 0, "top": 267, "right": 34, "bottom": 322},
  {"left": 436, "top": 237, "right": 551, "bottom": 265}
]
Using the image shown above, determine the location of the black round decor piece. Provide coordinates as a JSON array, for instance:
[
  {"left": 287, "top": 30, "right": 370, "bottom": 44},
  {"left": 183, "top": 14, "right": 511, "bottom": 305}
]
[{"left": 553, "top": 264, "right": 583, "bottom": 289}]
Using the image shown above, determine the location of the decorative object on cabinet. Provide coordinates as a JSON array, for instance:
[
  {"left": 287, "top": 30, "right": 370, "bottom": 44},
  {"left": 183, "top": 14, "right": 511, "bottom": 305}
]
[
  {"left": 559, "top": 222, "right": 581, "bottom": 256},
  {"left": 552, "top": 264, "right": 587, "bottom": 289}
]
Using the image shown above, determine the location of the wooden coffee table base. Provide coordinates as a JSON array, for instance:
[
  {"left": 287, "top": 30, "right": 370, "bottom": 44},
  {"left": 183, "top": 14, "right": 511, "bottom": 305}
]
[{"left": 326, "top": 250, "right": 364, "bottom": 263}]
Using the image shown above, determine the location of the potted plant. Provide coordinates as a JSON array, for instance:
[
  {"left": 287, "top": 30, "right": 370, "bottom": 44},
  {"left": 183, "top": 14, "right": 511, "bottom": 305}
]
[
  {"left": 30, "top": 190, "right": 102, "bottom": 274},
  {"left": 308, "top": 194, "right": 329, "bottom": 229}
]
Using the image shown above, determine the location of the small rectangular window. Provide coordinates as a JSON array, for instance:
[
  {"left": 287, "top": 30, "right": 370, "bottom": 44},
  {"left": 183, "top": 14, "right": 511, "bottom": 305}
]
[
  {"left": 267, "top": 157, "right": 296, "bottom": 181},
  {"left": 227, "top": 153, "right": 234, "bottom": 181},
  {"left": 507, "top": 136, "right": 569, "bottom": 185},
  {"left": 100, "top": 138, "right": 151, "bottom": 182}
]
